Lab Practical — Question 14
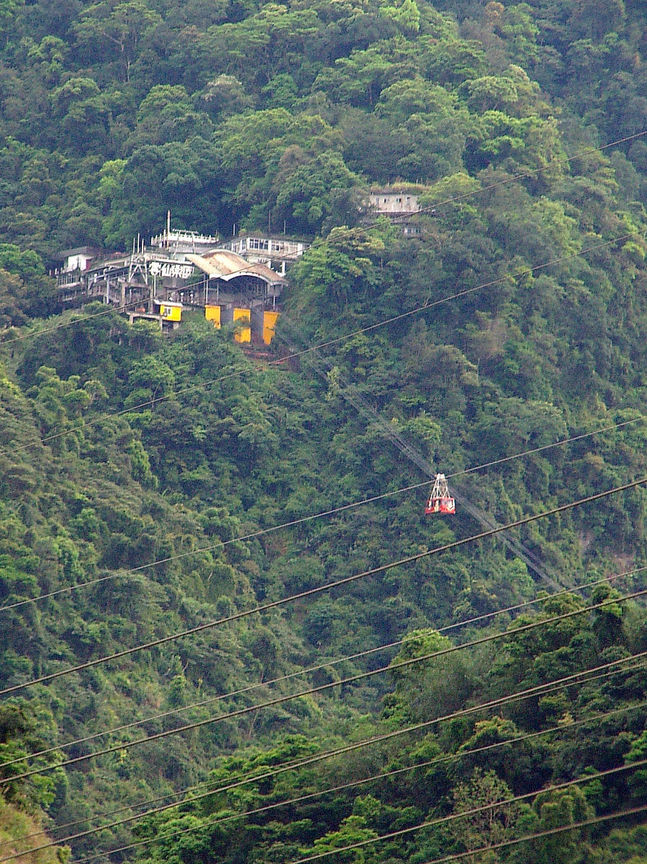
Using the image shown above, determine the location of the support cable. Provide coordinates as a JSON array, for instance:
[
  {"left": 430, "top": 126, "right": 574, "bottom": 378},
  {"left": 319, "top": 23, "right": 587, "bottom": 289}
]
[
  {"left": 67, "top": 692, "right": 647, "bottom": 864},
  {"left": 4, "top": 579, "right": 647, "bottom": 785},
  {"left": 1, "top": 474, "right": 644, "bottom": 700},
  {"left": 4, "top": 561, "right": 645, "bottom": 773},
  {"left": 287, "top": 758, "right": 647, "bottom": 864},
  {"left": 5, "top": 650, "right": 647, "bottom": 862},
  {"left": 15, "top": 661, "right": 647, "bottom": 856},
  {"left": 413, "top": 803, "right": 647, "bottom": 864},
  {"left": 4, "top": 232, "right": 633, "bottom": 460},
  {"left": 2, "top": 411, "right": 642, "bottom": 616}
]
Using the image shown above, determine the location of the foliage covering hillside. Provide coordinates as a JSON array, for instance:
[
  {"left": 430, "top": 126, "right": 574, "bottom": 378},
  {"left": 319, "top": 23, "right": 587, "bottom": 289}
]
[{"left": 2, "top": 0, "right": 647, "bottom": 863}]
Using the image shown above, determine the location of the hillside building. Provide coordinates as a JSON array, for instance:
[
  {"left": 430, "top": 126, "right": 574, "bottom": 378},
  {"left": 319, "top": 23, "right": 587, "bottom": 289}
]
[
  {"left": 368, "top": 189, "right": 421, "bottom": 215},
  {"left": 366, "top": 187, "right": 424, "bottom": 237},
  {"left": 222, "top": 234, "right": 308, "bottom": 275},
  {"left": 49, "top": 220, "right": 292, "bottom": 342}
]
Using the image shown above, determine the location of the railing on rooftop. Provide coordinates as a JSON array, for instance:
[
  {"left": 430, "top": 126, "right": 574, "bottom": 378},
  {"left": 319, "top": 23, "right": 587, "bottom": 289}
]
[{"left": 150, "top": 230, "right": 219, "bottom": 248}]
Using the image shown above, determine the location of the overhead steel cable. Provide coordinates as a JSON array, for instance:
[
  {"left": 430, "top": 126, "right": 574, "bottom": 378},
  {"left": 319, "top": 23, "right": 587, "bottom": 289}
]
[
  {"left": 4, "top": 231, "right": 633, "bottom": 461},
  {"left": 4, "top": 579, "right": 647, "bottom": 785},
  {"left": 17, "top": 664, "right": 647, "bottom": 860},
  {"left": 2, "top": 409, "right": 642, "bottom": 616},
  {"left": 5, "top": 561, "right": 645, "bottom": 775},
  {"left": 447, "top": 414, "right": 644, "bottom": 477},
  {"left": 5, "top": 650, "right": 647, "bottom": 862},
  {"left": 391, "top": 128, "right": 647, "bottom": 221},
  {"left": 286, "top": 757, "right": 647, "bottom": 864},
  {"left": 280, "top": 317, "right": 561, "bottom": 588},
  {"left": 1, "top": 474, "right": 645, "bottom": 700},
  {"left": 66, "top": 693, "right": 647, "bottom": 864},
  {"left": 0, "top": 130, "right": 639, "bottom": 356},
  {"left": 412, "top": 803, "right": 647, "bottom": 864}
]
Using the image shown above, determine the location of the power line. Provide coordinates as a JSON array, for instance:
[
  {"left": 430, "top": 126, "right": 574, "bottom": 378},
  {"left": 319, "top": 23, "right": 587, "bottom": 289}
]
[
  {"left": 3, "top": 576, "right": 645, "bottom": 860},
  {"left": 1, "top": 474, "right": 644, "bottom": 700},
  {"left": 6, "top": 650, "right": 647, "bottom": 862},
  {"left": 288, "top": 757, "right": 647, "bottom": 864},
  {"left": 68, "top": 693, "right": 647, "bottom": 864},
  {"left": 5, "top": 560, "right": 644, "bottom": 775},
  {"left": 0, "top": 131, "right": 639, "bottom": 358},
  {"left": 36, "top": 662, "right": 647, "bottom": 857},
  {"left": 2, "top": 410, "right": 642, "bottom": 616},
  {"left": 413, "top": 803, "right": 647, "bottom": 864},
  {"left": 281, "top": 317, "right": 561, "bottom": 588},
  {"left": 4, "top": 231, "right": 633, "bottom": 461},
  {"left": 391, "top": 129, "right": 647, "bottom": 221},
  {"left": 4, "top": 580, "right": 647, "bottom": 784}
]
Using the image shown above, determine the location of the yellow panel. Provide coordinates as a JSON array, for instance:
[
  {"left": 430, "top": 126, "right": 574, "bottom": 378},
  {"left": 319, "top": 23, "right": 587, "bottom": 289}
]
[
  {"left": 160, "top": 303, "right": 181, "bottom": 321},
  {"left": 205, "top": 305, "right": 221, "bottom": 328},
  {"left": 263, "top": 310, "right": 279, "bottom": 345},
  {"left": 233, "top": 307, "right": 251, "bottom": 343}
]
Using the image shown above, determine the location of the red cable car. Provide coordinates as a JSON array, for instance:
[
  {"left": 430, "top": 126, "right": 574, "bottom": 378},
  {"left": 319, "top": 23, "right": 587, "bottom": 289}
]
[{"left": 425, "top": 473, "right": 456, "bottom": 515}]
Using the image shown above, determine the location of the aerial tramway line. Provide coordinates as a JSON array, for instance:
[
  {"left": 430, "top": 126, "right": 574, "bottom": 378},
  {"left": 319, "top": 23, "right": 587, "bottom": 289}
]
[{"left": 0, "top": 129, "right": 644, "bottom": 864}]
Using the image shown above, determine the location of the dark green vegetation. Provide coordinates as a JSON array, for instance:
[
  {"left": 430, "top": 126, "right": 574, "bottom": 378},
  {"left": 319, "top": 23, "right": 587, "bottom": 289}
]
[{"left": 2, "top": 0, "right": 647, "bottom": 862}]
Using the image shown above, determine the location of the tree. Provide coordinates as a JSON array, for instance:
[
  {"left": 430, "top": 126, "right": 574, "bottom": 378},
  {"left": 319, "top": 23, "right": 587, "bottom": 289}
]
[
  {"left": 524, "top": 786, "right": 593, "bottom": 864},
  {"left": 290, "top": 226, "right": 386, "bottom": 312},
  {"left": 200, "top": 74, "right": 254, "bottom": 117},
  {"left": 382, "top": 0, "right": 421, "bottom": 36},
  {"left": 0, "top": 243, "right": 44, "bottom": 281},
  {"left": 382, "top": 628, "right": 474, "bottom": 725},
  {"left": 421, "top": 38, "right": 487, "bottom": 84},
  {"left": 273, "top": 151, "right": 365, "bottom": 235},
  {"left": 464, "top": 75, "right": 520, "bottom": 113},
  {"left": 449, "top": 768, "right": 526, "bottom": 863},
  {"left": 0, "top": 701, "right": 63, "bottom": 810},
  {"left": 73, "top": 0, "right": 162, "bottom": 81},
  {"left": 126, "top": 84, "right": 212, "bottom": 149},
  {"left": 299, "top": 814, "right": 379, "bottom": 864},
  {"left": 569, "top": 0, "right": 626, "bottom": 41},
  {"left": 313, "top": 46, "right": 398, "bottom": 107}
]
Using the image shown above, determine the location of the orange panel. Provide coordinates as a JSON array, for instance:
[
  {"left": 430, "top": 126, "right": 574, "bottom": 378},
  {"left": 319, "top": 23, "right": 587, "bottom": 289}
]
[
  {"left": 263, "top": 310, "right": 279, "bottom": 345},
  {"left": 205, "top": 305, "right": 221, "bottom": 328},
  {"left": 233, "top": 307, "right": 251, "bottom": 343}
]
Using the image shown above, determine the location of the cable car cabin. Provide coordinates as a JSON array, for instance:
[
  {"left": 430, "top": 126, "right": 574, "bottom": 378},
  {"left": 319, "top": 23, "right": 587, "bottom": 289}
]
[{"left": 425, "top": 473, "right": 456, "bottom": 515}]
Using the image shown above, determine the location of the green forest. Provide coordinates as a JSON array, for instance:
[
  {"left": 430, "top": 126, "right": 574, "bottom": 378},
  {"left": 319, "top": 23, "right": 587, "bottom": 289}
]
[{"left": 2, "top": 0, "right": 647, "bottom": 862}]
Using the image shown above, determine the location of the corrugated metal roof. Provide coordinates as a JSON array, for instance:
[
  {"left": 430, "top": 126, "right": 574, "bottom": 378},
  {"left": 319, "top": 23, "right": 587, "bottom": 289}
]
[{"left": 186, "top": 250, "right": 286, "bottom": 283}]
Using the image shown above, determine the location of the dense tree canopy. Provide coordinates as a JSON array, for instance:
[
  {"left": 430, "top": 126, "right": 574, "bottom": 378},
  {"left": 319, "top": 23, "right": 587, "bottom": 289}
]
[{"left": 2, "top": 0, "right": 647, "bottom": 863}]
